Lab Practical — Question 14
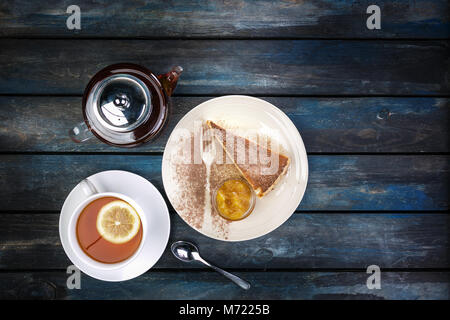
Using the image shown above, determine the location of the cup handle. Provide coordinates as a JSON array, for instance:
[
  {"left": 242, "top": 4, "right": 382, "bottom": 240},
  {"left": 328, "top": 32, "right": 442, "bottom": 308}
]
[
  {"left": 79, "top": 178, "right": 98, "bottom": 197},
  {"left": 69, "top": 121, "right": 94, "bottom": 143}
]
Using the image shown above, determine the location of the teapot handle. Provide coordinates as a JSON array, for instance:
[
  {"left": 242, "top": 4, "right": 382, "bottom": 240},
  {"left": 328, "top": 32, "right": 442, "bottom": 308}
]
[
  {"left": 157, "top": 66, "right": 183, "bottom": 97},
  {"left": 69, "top": 121, "right": 94, "bottom": 143}
]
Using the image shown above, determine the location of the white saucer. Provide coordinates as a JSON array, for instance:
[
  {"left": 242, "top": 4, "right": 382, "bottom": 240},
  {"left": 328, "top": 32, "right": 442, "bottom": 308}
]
[
  {"left": 162, "top": 95, "right": 308, "bottom": 241},
  {"left": 59, "top": 170, "right": 170, "bottom": 281}
]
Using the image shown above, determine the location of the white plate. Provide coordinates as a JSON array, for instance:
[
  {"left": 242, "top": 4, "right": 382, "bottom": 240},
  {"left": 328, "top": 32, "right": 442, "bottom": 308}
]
[
  {"left": 59, "top": 170, "right": 170, "bottom": 281},
  {"left": 162, "top": 95, "right": 308, "bottom": 241}
]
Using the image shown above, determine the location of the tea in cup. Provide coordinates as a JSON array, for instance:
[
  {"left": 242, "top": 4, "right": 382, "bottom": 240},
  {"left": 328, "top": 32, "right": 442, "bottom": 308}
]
[{"left": 67, "top": 179, "right": 146, "bottom": 270}]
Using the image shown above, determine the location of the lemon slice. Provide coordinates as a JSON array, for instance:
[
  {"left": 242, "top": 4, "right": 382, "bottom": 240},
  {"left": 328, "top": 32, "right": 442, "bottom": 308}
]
[{"left": 96, "top": 200, "right": 141, "bottom": 244}]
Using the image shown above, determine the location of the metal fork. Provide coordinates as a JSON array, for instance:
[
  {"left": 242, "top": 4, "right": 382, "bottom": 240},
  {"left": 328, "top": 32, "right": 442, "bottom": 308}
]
[
  {"left": 200, "top": 126, "right": 216, "bottom": 228},
  {"left": 201, "top": 126, "right": 216, "bottom": 169}
]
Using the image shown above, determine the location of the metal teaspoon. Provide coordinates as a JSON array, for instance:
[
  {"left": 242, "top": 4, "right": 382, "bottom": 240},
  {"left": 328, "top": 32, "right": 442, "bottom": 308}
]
[{"left": 171, "top": 241, "right": 251, "bottom": 290}]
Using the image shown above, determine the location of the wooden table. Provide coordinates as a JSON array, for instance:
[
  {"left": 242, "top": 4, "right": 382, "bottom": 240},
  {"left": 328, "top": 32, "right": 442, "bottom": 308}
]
[{"left": 0, "top": 1, "right": 448, "bottom": 300}]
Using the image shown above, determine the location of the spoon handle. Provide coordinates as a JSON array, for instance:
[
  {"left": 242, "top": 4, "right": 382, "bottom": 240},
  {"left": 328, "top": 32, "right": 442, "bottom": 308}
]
[{"left": 196, "top": 255, "right": 250, "bottom": 290}]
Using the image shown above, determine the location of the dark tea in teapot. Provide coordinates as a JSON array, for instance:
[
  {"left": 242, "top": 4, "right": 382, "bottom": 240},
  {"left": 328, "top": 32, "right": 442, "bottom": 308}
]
[{"left": 70, "top": 63, "right": 182, "bottom": 147}]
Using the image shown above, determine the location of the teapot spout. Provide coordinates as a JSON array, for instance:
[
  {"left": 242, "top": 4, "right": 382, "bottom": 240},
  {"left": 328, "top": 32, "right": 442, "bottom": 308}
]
[{"left": 157, "top": 66, "right": 183, "bottom": 97}]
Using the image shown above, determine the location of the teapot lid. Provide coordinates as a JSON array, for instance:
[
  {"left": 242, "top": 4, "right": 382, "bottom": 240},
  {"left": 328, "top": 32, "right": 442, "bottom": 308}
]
[{"left": 90, "top": 74, "right": 151, "bottom": 132}]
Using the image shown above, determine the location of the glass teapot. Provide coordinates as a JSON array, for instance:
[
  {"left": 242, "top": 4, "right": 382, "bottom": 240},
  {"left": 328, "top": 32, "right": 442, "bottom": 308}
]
[{"left": 69, "top": 63, "right": 182, "bottom": 147}]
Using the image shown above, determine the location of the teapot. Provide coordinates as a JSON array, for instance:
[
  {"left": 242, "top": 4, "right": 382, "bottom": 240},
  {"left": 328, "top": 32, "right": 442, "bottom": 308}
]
[{"left": 69, "top": 63, "right": 182, "bottom": 147}]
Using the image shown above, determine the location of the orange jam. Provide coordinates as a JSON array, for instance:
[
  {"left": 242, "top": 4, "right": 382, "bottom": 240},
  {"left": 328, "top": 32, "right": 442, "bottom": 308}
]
[{"left": 215, "top": 179, "right": 254, "bottom": 220}]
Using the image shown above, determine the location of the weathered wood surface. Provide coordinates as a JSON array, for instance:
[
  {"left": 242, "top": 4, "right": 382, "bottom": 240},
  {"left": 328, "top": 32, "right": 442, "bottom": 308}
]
[
  {"left": 0, "top": 96, "right": 448, "bottom": 153},
  {"left": 1, "top": 271, "right": 448, "bottom": 300},
  {"left": 0, "top": 0, "right": 448, "bottom": 39},
  {"left": 0, "top": 213, "right": 448, "bottom": 270},
  {"left": 0, "top": 40, "right": 448, "bottom": 95},
  {"left": 0, "top": 155, "right": 447, "bottom": 211},
  {"left": 0, "top": 1, "right": 448, "bottom": 302}
]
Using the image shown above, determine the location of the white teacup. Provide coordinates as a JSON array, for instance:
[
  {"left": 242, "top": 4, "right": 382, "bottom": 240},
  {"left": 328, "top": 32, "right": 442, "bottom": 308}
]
[{"left": 67, "top": 179, "right": 147, "bottom": 271}]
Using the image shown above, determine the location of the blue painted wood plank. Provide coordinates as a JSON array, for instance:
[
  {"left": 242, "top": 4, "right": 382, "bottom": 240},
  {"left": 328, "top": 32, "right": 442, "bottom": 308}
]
[
  {"left": 1, "top": 271, "right": 448, "bottom": 300},
  {"left": 0, "top": 96, "right": 448, "bottom": 153},
  {"left": 0, "top": 213, "right": 448, "bottom": 269},
  {"left": 0, "top": 0, "right": 448, "bottom": 39},
  {"left": 0, "top": 40, "right": 448, "bottom": 95},
  {"left": 0, "top": 155, "right": 447, "bottom": 211}
]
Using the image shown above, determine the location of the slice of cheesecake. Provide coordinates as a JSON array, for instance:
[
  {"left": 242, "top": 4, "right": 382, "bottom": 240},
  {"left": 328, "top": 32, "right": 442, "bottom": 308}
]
[{"left": 206, "top": 120, "right": 290, "bottom": 197}]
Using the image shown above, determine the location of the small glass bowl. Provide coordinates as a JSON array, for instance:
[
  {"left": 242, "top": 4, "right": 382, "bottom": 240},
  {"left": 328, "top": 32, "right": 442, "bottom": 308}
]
[{"left": 213, "top": 178, "right": 256, "bottom": 221}]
